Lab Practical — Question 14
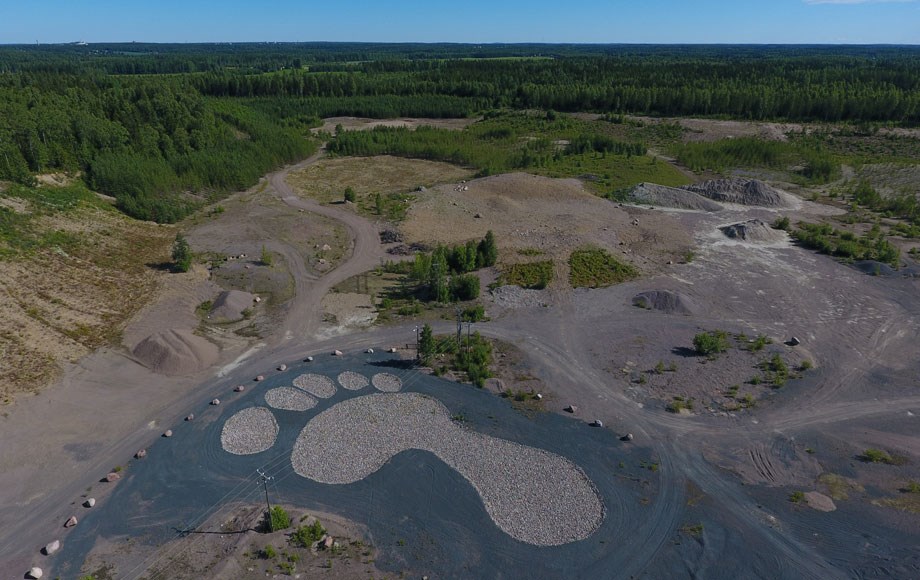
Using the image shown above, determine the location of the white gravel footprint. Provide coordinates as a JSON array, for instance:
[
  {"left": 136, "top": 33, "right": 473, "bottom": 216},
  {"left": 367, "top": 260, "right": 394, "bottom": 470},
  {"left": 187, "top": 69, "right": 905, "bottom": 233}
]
[{"left": 220, "top": 368, "right": 604, "bottom": 546}]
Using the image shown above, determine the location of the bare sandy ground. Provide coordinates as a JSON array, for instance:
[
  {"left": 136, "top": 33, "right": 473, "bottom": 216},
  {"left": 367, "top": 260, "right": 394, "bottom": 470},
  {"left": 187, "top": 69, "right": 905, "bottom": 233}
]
[{"left": 314, "top": 116, "right": 477, "bottom": 135}]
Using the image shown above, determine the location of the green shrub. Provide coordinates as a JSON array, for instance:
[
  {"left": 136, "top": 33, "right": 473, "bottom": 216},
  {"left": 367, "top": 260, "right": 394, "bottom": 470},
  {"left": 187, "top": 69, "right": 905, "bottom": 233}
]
[
  {"left": 290, "top": 520, "right": 326, "bottom": 548},
  {"left": 268, "top": 506, "right": 291, "bottom": 531},
  {"left": 261, "top": 544, "right": 278, "bottom": 559},
  {"left": 692, "top": 330, "right": 729, "bottom": 357},
  {"left": 344, "top": 186, "right": 356, "bottom": 203},
  {"left": 789, "top": 491, "right": 805, "bottom": 504},
  {"left": 172, "top": 233, "right": 192, "bottom": 272},
  {"left": 861, "top": 448, "right": 893, "bottom": 464}
]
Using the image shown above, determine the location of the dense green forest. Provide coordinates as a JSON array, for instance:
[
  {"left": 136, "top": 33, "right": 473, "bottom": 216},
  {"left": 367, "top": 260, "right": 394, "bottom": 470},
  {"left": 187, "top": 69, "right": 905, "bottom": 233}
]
[{"left": 2, "top": 43, "right": 920, "bottom": 222}]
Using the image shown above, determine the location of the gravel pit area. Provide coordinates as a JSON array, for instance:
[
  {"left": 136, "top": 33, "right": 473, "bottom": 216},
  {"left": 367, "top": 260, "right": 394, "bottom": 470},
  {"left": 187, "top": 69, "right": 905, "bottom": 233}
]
[
  {"left": 291, "top": 392, "right": 604, "bottom": 546},
  {"left": 264, "top": 387, "right": 317, "bottom": 411},
  {"left": 220, "top": 407, "right": 278, "bottom": 455}
]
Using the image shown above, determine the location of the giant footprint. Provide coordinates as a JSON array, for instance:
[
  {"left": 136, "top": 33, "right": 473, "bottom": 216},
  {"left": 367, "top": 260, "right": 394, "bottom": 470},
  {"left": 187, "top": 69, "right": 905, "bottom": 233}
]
[{"left": 222, "top": 371, "right": 605, "bottom": 546}]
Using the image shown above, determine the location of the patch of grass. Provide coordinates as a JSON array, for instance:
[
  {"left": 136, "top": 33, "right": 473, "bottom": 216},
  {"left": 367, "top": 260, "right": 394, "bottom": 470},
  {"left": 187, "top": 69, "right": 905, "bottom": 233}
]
[
  {"left": 501, "top": 260, "right": 553, "bottom": 289},
  {"left": 517, "top": 247, "right": 545, "bottom": 256},
  {"left": 568, "top": 246, "right": 638, "bottom": 288},
  {"left": 666, "top": 396, "right": 693, "bottom": 413},
  {"left": 789, "top": 491, "right": 806, "bottom": 504},
  {"left": 679, "top": 523, "right": 704, "bottom": 537},
  {"left": 860, "top": 448, "right": 907, "bottom": 465}
]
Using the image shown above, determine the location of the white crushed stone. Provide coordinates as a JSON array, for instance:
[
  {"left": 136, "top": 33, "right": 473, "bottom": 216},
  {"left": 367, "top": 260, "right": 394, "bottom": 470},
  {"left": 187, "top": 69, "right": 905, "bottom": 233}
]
[
  {"left": 291, "top": 393, "right": 604, "bottom": 546},
  {"left": 221, "top": 407, "right": 278, "bottom": 455},
  {"left": 337, "top": 371, "right": 369, "bottom": 391},
  {"left": 293, "top": 373, "right": 337, "bottom": 398},
  {"left": 265, "top": 387, "right": 317, "bottom": 412},
  {"left": 371, "top": 373, "right": 403, "bottom": 392}
]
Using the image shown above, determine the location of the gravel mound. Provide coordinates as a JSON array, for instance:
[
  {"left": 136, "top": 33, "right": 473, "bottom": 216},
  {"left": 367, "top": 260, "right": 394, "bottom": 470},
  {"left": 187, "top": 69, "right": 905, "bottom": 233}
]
[
  {"left": 682, "top": 178, "right": 794, "bottom": 208},
  {"left": 629, "top": 182, "right": 724, "bottom": 212},
  {"left": 371, "top": 373, "right": 403, "bottom": 392},
  {"left": 291, "top": 393, "right": 604, "bottom": 546},
  {"left": 719, "top": 219, "right": 787, "bottom": 244},
  {"left": 265, "top": 387, "right": 317, "bottom": 411},
  {"left": 338, "top": 371, "right": 370, "bottom": 391},
  {"left": 221, "top": 407, "right": 278, "bottom": 455},
  {"left": 293, "top": 374, "right": 337, "bottom": 398},
  {"left": 132, "top": 329, "right": 218, "bottom": 376},
  {"left": 632, "top": 290, "right": 697, "bottom": 315},
  {"left": 490, "top": 285, "right": 548, "bottom": 309},
  {"left": 209, "top": 290, "right": 255, "bottom": 323}
]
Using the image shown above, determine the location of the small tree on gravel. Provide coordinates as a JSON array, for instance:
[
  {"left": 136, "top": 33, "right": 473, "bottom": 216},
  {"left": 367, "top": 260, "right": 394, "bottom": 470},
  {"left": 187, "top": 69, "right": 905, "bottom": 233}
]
[
  {"left": 172, "top": 233, "right": 192, "bottom": 272},
  {"left": 419, "top": 323, "right": 435, "bottom": 362},
  {"left": 344, "top": 186, "right": 356, "bottom": 203},
  {"left": 375, "top": 192, "right": 384, "bottom": 215},
  {"left": 693, "top": 330, "right": 729, "bottom": 357}
]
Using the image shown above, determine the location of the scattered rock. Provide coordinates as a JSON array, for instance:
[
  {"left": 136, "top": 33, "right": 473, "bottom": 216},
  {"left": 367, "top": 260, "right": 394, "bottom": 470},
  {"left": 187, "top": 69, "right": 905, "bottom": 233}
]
[
  {"left": 64, "top": 516, "right": 78, "bottom": 528},
  {"left": 305, "top": 356, "right": 314, "bottom": 362},
  {"left": 564, "top": 405, "right": 577, "bottom": 414},
  {"left": 389, "top": 347, "right": 398, "bottom": 353},
  {"left": 42, "top": 540, "right": 60, "bottom": 555},
  {"left": 719, "top": 219, "right": 787, "bottom": 244},
  {"left": 27, "top": 567, "right": 43, "bottom": 579},
  {"left": 254, "top": 296, "right": 262, "bottom": 303},
  {"left": 185, "top": 414, "right": 195, "bottom": 421},
  {"left": 590, "top": 419, "right": 604, "bottom": 428},
  {"left": 211, "top": 398, "right": 221, "bottom": 406},
  {"left": 105, "top": 472, "right": 121, "bottom": 482},
  {"left": 84, "top": 498, "right": 96, "bottom": 508},
  {"left": 366, "top": 348, "right": 374, "bottom": 354},
  {"left": 234, "top": 385, "right": 245, "bottom": 393},
  {"left": 255, "top": 375, "right": 265, "bottom": 382},
  {"left": 333, "top": 350, "right": 343, "bottom": 357},
  {"left": 135, "top": 449, "right": 147, "bottom": 459},
  {"left": 474, "top": 212, "right": 483, "bottom": 218},
  {"left": 621, "top": 433, "right": 634, "bottom": 442},
  {"left": 535, "top": 393, "right": 543, "bottom": 400},
  {"left": 322, "top": 535, "right": 334, "bottom": 550},
  {"left": 322, "top": 244, "right": 332, "bottom": 251},
  {"left": 163, "top": 429, "right": 173, "bottom": 437},
  {"left": 804, "top": 491, "right": 837, "bottom": 512},
  {"left": 787, "top": 337, "right": 801, "bottom": 346},
  {"left": 278, "top": 364, "right": 287, "bottom": 371}
]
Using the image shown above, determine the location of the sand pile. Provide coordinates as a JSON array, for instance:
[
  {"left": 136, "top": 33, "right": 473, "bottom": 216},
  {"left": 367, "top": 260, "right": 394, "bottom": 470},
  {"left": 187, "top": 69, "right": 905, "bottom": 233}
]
[
  {"left": 632, "top": 290, "right": 697, "bottom": 315},
  {"left": 720, "top": 219, "right": 787, "bottom": 244},
  {"left": 682, "top": 178, "right": 794, "bottom": 208},
  {"left": 629, "top": 183, "right": 724, "bottom": 212},
  {"left": 209, "top": 290, "right": 255, "bottom": 323},
  {"left": 132, "top": 329, "right": 218, "bottom": 375}
]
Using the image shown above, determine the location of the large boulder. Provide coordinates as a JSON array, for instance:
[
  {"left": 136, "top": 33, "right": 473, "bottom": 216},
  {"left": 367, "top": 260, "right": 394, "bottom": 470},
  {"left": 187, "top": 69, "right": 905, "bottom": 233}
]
[
  {"left": 64, "top": 516, "right": 78, "bottom": 528},
  {"left": 42, "top": 540, "right": 60, "bottom": 555},
  {"left": 27, "top": 567, "right": 43, "bottom": 579}
]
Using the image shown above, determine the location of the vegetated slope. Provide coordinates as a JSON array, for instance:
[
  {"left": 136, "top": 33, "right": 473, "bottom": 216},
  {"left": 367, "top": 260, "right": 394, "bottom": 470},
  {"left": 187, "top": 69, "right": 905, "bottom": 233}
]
[
  {"left": 0, "top": 76, "right": 315, "bottom": 223},
  {"left": 0, "top": 183, "right": 172, "bottom": 402}
]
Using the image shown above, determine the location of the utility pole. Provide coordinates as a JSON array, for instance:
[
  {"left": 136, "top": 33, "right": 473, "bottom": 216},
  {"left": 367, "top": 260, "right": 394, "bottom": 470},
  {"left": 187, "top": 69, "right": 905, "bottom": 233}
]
[
  {"left": 456, "top": 307, "right": 463, "bottom": 350},
  {"left": 414, "top": 325, "right": 420, "bottom": 361},
  {"left": 467, "top": 322, "right": 472, "bottom": 355},
  {"left": 257, "top": 469, "right": 274, "bottom": 532}
]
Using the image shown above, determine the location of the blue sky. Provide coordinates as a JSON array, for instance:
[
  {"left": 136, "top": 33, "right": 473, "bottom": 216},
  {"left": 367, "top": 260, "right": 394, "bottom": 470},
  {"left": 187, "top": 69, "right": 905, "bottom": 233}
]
[{"left": 0, "top": 0, "right": 917, "bottom": 44}]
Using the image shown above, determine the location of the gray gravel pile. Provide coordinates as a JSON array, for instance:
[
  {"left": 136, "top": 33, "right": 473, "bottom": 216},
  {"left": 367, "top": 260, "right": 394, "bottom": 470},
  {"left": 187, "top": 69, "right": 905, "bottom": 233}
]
[
  {"left": 291, "top": 393, "right": 604, "bottom": 546},
  {"left": 337, "top": 371, "right": 369, "bottom": 391},
  {"left": 371, "top": 373, "right": 403, "bottom": 392},
  {"left": 221, "top": 407, "right": 278, "bottom": 455},
  {"left": 629, "top": 182, "right": 724, "bottom": 212},
  {"left": 265, "top": 387, "right": 318, "bottom": 411},
  {"left": 293, "top": 373, "right": 337, "bottom": 398},
  {"left": 683, "top": 178, "right": 793, "bottom": 208}
]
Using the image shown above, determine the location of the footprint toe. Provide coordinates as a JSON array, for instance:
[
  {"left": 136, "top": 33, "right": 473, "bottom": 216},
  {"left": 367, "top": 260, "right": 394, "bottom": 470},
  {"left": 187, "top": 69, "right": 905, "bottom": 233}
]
[
  {"left": 293, "top": 373, "right": 337, "bottom": 398},
  {"left": 371, "top": 372, "right": 403, "bottom": 392},
  {"left": 265, "top": 387, "right": 317, "bottom": 411},
  {"left": 221, "top": 407, "right": 279, "bottom": 455},
  {"left": 337, "top": 371, "right": 369, "bottom": 391}
]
